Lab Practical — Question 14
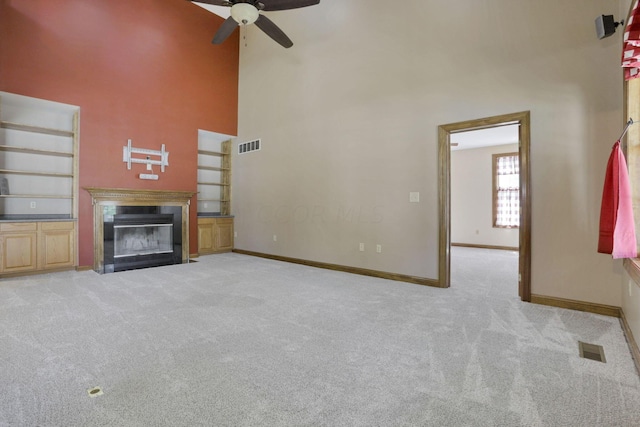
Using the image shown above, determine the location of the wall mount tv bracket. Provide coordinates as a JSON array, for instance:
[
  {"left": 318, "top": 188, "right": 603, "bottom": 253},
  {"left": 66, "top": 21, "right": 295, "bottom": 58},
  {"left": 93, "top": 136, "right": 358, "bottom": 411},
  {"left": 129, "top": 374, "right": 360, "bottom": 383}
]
[{"left": 122, "top": 139, "right": 169, "bottom": 180}]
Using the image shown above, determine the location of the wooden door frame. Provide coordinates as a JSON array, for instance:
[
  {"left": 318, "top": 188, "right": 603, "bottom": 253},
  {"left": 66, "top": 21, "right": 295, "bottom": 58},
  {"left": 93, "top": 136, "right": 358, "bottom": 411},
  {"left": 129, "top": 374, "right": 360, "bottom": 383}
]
[{"left": 438, "top": 111, "right": 531, "bottom": 301}]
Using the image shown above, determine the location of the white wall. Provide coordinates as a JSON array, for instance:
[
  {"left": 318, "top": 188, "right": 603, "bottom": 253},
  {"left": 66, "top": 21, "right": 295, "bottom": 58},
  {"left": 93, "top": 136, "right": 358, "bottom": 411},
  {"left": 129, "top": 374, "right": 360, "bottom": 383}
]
[
  {"left": 451, "top": 144, "right": 519, "bottom": 248},
  {"left": 234, "top": 0, "right": 627, "bottom": 306},
  {"left": 623, "top": 268, "right": 640, "bottom": 352}
]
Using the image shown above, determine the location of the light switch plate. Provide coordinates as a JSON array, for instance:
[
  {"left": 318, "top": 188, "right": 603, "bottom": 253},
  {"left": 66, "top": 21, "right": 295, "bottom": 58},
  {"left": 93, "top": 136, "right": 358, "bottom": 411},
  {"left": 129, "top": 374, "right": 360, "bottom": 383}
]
[{"left": 409, "top": 192, "right": 420, "bottom": 203}]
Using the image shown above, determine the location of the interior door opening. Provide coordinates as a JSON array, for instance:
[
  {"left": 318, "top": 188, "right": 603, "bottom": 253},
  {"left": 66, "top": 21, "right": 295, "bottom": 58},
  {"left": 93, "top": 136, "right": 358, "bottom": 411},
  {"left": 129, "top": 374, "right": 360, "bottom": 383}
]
[{"left": 438, "top": 112, "right": 531, "bottom": 301}]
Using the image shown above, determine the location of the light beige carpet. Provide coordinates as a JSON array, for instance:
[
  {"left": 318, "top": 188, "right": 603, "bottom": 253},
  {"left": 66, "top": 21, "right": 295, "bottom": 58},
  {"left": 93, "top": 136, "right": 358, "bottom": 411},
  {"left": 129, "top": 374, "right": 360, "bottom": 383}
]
[{"left": 1, "top": 247, "right": 639, "bottom": 426}]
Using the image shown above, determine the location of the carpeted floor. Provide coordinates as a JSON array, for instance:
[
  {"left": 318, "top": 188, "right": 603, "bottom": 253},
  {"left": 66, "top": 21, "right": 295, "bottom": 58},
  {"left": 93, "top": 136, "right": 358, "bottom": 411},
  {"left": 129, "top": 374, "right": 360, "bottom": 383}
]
[{"left": 1, "top": 247, "right": 639, "bottom": 426}]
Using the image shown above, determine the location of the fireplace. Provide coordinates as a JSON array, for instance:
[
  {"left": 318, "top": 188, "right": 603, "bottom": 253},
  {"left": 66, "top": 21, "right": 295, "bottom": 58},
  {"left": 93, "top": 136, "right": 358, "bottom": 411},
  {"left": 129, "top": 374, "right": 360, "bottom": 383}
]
[
  {"left": 104, "top": 208, "right": 181, "bottom": 273},
  {"left": 85, "top": 188, "right": 195, "bottom": 274}
]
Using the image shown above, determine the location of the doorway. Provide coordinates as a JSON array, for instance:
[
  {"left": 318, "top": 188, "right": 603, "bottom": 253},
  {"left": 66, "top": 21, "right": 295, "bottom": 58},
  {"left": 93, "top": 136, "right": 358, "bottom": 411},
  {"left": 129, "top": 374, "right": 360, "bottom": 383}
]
[{"left": 438, "top": 111, "right": 531, "bottom": 301}]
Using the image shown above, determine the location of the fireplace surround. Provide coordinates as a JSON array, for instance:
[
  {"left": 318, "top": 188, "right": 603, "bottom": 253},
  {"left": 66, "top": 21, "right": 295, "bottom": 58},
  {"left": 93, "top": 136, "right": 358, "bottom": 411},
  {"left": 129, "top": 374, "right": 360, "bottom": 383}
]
[
  {"left": 85, "top": 188, "right": 195, "bottom": 273},
  {"left": 104, "top": 208, "right": 180, "bottom": 273}
]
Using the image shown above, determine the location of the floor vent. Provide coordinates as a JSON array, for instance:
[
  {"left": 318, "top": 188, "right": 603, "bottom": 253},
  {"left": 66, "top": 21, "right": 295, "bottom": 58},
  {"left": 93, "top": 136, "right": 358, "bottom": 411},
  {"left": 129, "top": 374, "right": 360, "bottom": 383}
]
[
  {"left": 239, "top": 139, "right": 261, "bottom": 154},
  {"left": 578, "top": 341, "right": 606, "bottom": 363},
  {"left": 87, "top": 386, "right": 103, "bottom": 397}
]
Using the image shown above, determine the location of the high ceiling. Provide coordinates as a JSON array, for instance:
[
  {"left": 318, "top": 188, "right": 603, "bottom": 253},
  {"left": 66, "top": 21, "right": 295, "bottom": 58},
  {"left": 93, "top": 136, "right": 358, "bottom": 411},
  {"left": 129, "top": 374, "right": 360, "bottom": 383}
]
[
  {"left": 193, "top": 2, "right": 230, "bottom": 19},
  {"left": 191, "top": 2, "right": 519, "bottom": 152}
]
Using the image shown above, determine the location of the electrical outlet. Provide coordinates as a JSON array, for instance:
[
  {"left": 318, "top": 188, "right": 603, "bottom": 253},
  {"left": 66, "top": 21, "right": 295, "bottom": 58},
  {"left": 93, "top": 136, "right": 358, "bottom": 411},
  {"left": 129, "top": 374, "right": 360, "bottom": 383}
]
[
  {"left": 204, "top": 202, "right": 208, "bottom": 208},
  {"left": 30, "top": 201, "right": 36, "bottom": 209},
  {"left": 273, "top": 235, "right": 277, "bottom": 242},
  {"left": 409, "top": 192, "right": 420, "bottom": 203},
  {"left": 376, "top": 244, "right": 382, "bottom": 253},
  {"left": 234, "top": 231, "right": 237, "bottom": 238},
  {"left": 359, "top": 243, "right": 365, "bottom": 252}
]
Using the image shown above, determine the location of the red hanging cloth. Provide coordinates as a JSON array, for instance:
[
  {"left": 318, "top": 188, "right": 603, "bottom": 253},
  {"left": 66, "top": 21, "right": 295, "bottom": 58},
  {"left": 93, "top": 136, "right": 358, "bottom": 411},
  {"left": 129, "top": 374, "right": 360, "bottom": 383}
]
[{"left": 598, "top": 141, "right": 637, "bottom": 258}]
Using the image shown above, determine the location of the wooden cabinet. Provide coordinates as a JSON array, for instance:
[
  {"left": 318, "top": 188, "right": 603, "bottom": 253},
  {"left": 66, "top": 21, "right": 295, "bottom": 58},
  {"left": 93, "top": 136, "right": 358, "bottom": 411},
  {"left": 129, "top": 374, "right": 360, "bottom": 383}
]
[
  {"left": 0, "top": 221, "right": 75, "bottom": 275},
  {"left": 39, "top": 222, "right": 75, "bottom": 270},
  {"left": 198, "top": 217, "right": 234, "bottom": 254},
  {"left": 198, "top": 220, "right": 215, "bottom": 253},
  {"left": 0, "top": 223, "right": 37, "bottom": 273},
  {"left": 216, "top": 218, "right": 234, "bottom": 251}
]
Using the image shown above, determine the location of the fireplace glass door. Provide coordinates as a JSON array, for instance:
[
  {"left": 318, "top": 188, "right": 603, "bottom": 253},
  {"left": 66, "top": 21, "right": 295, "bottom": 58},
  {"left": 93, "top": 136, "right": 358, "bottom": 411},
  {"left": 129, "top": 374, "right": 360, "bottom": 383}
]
[
  {"left": 103, "top": 207, "right": 182, "bottom": 273},
  {"left": 114, "top": 223, "right": 173, "bottom": 258}
]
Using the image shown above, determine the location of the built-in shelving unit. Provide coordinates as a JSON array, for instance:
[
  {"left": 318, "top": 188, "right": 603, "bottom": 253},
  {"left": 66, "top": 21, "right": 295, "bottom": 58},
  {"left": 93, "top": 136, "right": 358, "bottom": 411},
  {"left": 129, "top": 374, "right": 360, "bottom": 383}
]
[
  {"left": 197, "top": 132, "right": 232, "bottom": 216},
  {"left": 0, "top": 92, "right": 79, "bottom": 276},
  {"left": 0, "top": 92, "right": 79, "bottom": 217}
]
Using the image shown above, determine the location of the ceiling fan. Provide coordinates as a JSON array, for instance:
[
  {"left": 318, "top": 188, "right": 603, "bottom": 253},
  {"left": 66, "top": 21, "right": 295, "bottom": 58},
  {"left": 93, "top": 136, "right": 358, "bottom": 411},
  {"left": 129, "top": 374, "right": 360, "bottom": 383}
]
[{"left": 192, "top": 0, "right": 320, "bottom": 48}]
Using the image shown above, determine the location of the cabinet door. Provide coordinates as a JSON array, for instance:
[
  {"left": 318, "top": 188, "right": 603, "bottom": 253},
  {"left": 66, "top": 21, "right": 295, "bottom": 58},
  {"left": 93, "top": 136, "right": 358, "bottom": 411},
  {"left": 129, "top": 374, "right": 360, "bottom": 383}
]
[
  {"left": 1, "top": 232, "right": 38, "bottom": 273},
  {"left": 40, "top": 222, "right": 75, "bottom": 270},
  {"left": 198, "top": 221, "right": 215, "bottom": 253},
  {"left": 215, "top": 218, "right": 234, "bottom": 251}
]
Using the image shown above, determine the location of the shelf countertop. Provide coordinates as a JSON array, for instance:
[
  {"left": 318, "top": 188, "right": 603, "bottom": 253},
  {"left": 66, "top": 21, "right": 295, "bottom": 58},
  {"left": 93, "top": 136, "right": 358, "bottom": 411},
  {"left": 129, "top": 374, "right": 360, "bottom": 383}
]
[
  {"left": 197, "top": 213, "right": 234, "bottom": 218},
  {"left": 0, "top": 215, "right": 76, "bottom": 222}
]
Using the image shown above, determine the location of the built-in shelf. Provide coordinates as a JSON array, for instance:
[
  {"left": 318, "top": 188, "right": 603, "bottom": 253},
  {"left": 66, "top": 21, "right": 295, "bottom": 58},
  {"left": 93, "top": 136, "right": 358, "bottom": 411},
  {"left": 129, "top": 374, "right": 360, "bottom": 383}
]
[
  {"left": 197, "top": 136, "right": 231, "bottom": 216},
  {"left": 0, "top": 145, "right": 73, "bottom": 157},
  {"left": 0, "top": 120, "right": 74, "bottom": 137},
  {"left": 0, "top": 92, "right": 79, "bottom": 218},
  {"left": 197, "top": 166, "right": 230, "bottom": 172},
  {"left": 197, "top": 182, "right": 230, "bottom": 187},
  {"left": 198, "top": 198, "right": 228, "bottom": 202},
  {"left": 0, "top": 169, "right": 74, "bottom": 178},
  {"left": 0, "top": 194, "right": 72, "bottom": 199},
  {"left": 198, "top": 149, "right": 224, "bottom": 157}
]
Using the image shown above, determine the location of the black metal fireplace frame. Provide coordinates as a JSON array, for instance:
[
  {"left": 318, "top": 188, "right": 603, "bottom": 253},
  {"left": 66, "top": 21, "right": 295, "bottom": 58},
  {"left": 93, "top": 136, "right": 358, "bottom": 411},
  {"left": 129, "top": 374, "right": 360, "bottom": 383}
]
[{"left": 103, "top": 206, "right": 182, "bottom": 273}]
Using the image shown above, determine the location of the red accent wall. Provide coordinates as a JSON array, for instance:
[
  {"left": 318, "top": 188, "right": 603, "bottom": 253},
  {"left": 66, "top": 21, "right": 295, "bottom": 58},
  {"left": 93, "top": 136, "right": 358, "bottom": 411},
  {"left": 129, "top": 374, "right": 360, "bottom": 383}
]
[{"left": 0, "top": 0, "right": 239, "bottom": 266}]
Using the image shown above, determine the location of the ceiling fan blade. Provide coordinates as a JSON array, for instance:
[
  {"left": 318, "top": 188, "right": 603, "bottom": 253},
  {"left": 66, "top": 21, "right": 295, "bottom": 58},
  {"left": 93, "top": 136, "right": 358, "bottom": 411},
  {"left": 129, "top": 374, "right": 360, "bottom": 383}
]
[
  {"left": 189, "top": 0, "right": 232, "bottom": 6},
  {"left": 212, "top": 16, "right": 239, "bottom": 44},
  {"left": 254, "top": 14, "right": 293, "bottom": 48},
  {"left": 259, "top": 0, "right": 319, "bottom": 11}
]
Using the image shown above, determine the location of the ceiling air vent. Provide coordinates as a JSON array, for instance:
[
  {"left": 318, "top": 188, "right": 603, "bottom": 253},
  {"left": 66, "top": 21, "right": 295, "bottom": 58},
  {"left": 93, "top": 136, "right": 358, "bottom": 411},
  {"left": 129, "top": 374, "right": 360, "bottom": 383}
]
[{"left": 239, "top": 139, "right": 261, "bottom": 155}]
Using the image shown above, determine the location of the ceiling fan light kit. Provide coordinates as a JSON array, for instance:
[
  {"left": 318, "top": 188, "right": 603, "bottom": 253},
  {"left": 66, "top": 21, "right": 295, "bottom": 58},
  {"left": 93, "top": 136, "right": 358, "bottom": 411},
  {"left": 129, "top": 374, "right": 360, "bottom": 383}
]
[
  {"left": 191, "top": 0, "right": 320, "bottom": 48},
  {"left": 231, "top": 3, "right": 259, "bottom": 25}
]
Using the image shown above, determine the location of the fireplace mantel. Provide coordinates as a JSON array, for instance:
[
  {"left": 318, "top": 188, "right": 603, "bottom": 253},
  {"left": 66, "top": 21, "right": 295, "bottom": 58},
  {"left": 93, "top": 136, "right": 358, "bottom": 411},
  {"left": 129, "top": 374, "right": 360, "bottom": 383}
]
[
  {"left": 85, "top": 187, "right": 195, "bottom": 205},
  {"left": 84, "top": 187, "right": 196, "bottom": 273}
]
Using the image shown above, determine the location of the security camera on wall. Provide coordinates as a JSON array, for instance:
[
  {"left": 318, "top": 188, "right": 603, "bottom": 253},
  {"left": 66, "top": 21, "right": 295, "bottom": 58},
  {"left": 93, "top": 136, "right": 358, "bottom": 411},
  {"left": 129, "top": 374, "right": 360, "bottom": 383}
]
[{"left": 595, "top": 14, "right": 622, "bottom": 39}]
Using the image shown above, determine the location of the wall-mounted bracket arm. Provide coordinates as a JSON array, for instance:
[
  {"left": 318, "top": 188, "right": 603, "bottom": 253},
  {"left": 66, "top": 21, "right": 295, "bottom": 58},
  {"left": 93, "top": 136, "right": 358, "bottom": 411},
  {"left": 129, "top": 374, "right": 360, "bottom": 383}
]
[{"left": 122, "top": 139, "right": 169, "bottom": 172}]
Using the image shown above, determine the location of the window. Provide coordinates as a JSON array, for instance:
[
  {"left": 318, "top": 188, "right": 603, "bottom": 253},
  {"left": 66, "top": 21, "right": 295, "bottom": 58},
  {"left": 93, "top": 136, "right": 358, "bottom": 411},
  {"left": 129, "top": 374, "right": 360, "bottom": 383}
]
[{"left": 493, "top": 152, "right": 519, "bottom": 228}]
